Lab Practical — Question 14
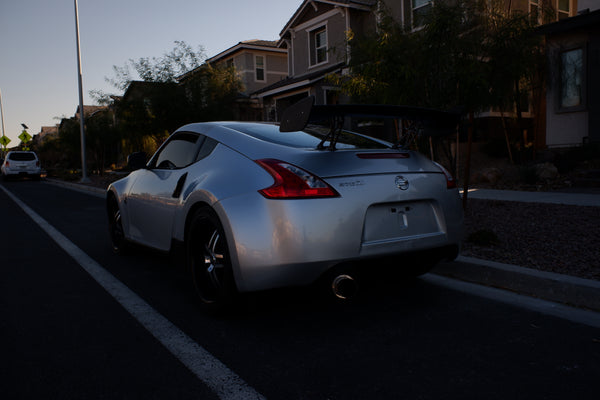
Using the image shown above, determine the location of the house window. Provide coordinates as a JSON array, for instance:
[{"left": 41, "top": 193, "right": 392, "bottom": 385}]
[
  {"left": 255, "top": 55, "right": 265, "bottom": 82},
  {"left": 557, "top": 0, "right": 571, "bottom": 20},
  {"left": 412, "top": 0, "right": 432, "bottom": 28},
  {"left": 529, "top": 0, "right": 540, "bottom": 24},
  {"left": 530, "top": 0, "right": 572, "bottom": 24},
  {"left": 310, "top": 27, "right": 327, "bottom": 66},
  {"left": 560, "top": 48, "right": 584, "bottom": 109}
]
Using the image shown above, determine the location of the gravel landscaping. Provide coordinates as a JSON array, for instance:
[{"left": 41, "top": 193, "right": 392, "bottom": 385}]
[{"left": 462, "top": 198, "right": 600, "bottom": 281}]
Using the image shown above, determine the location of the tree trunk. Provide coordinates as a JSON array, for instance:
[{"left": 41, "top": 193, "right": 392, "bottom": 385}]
[{"left": 462, "top": 111, "right": 474, "bottom": 211}]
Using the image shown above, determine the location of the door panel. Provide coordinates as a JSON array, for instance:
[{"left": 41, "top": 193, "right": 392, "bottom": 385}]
[{"left": 127, "top": 168, "right": 186, "bottom": 250}]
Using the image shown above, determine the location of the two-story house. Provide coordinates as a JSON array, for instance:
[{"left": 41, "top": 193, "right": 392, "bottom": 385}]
[
  {"left": 179, "top": 40, "right": 288, "bottom": 121},
  {"left": 254, "top": 0, "right": 378, "bottom": 121},
  {"left": 255, "top": 0, "right": 587, "bottom": 151}
]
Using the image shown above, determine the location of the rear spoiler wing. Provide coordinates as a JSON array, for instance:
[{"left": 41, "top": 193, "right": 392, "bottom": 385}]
[{"left": 279, "top": 96, "right": 460, "bottom": 138}]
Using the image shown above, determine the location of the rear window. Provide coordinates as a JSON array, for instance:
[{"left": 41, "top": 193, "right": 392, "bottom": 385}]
[
  {"left": 224, "top": 123, "right": 389, "bottom": 150},
  {"left": 8, "top": 152, "right": 37, "bottom": 161}
]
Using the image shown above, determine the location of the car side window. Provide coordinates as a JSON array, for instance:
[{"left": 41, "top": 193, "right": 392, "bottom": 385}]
[
  {"left": 195, "top": 137, "right": 217, "bottom": 162},
  {"left": 153, "top": 132, "right": 202, "bottom": 169}
]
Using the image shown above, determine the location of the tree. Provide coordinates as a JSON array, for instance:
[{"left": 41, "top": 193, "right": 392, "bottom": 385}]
[
  {"left": 114, "top": 81, "right": 186, "bottom": 155},
  {"left": 183, "top": 63, "right": 243, "bottom": 122},
  {"left": 333, "top": 0, "right": 543, "bottom": 207},
  {"left": 85, "top": 109, "right": 120, "bottom": 174},
  {"left": 102, "top": 41, "right": 242, "bottom": 158},
  {"left": 57, "top": 117, "right": 82, "bottom": 169},
  {"left": 337, "top": 1, "right": 493, "bottom": 110},
  {"left": 485, "top": 2, "right": 545, "bottom": 162},
  {"left": 107, "top": 41, "right": 206, "bottom": 91}
]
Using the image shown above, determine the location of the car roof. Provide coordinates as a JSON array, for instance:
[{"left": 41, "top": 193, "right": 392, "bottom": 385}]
[
  {"left": 177, "top": 121, "right": 390, "bottom": 154},
  {"left": 177, "top": 121, "right": 302, "bottom": 160}
]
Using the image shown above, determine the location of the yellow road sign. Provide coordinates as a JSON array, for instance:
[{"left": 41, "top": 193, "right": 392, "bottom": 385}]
[
  {"left": 18, "top": 130, "right": 32, "bottom": 143},
  {"left": 0, "top": 135, "right": 11, "bottom": 146}
]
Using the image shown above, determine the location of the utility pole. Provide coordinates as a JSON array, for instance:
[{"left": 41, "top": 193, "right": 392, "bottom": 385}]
[
  {"left": 0, "top": 88, "right": 6, "bottom": 139},
  {"left": 74, "top": 0, "right": 89, "bottom": 182},
  {"left": 0, "top": 88, "right": 8, "bottom": 156}
]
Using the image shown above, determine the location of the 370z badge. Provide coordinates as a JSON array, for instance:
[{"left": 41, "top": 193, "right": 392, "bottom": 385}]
[{"left": 395, "top": 176, "right": 409, "bottom": 190}]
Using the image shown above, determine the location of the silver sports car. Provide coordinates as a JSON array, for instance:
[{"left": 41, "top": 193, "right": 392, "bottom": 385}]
[{"left": 107, "top": 98, "right": 463, "bottom": 307}]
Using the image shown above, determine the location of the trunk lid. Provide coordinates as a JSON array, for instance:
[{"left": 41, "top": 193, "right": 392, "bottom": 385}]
[{"left": 285, "top": 149, "right": 441, "bottom": 178}]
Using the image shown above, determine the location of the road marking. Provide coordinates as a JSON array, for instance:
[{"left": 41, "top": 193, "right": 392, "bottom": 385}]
[
  {"left": 0, "top": 185, "right": 266, "bottom": 400},
  {"left": 424, "top": 274, "right": 600, "bottom": 329}
]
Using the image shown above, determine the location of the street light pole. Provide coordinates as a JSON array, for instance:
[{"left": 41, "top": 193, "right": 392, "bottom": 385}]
[
  {"left": 74, "top": 0, "right": 89, "bottom": 182},
  {"left": 0, "top": 88, "right": 6, "bottom": 139},
  {"left": 0, "top": 88, "right": 7, "bottom": 155}
]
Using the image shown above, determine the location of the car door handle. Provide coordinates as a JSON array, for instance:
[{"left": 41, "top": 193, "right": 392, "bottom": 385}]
[{"left": 172, "top": 172, "right": 188, "bottom": 198}]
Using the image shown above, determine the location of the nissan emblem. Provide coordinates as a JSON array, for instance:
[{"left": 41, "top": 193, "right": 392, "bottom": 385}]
[{"left": 395, "top": 176, "right": 409, "bottom": 190}]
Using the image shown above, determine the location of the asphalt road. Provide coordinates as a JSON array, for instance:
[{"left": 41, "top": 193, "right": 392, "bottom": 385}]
[{"left": 1, "top": 180, "right": 599, "bottom": 399}]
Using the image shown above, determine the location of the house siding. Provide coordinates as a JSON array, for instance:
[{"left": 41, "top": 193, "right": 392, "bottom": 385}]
[
  {"left": 544, "top": 15, "right": 600, "bottom": 147},
  {"left": 290, "top": 8, "right": 348, "bottom": 77},
  {"left": 210, "top": 48, "right": 287, "bottom": 95}
]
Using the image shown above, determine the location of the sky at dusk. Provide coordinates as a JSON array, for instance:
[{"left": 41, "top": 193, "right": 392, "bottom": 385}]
[{"left": 0, "top": 0, "right": 301, "bottom": 146}]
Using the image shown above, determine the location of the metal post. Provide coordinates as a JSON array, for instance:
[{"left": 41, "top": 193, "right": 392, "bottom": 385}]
[
  {"left": 74, "top": 0, "right": 89, "bottom": 182},
  {"left": 0, "top": 88, "right": 6, "bottom": 155},
  {"left": 0, "top": 88, "right": 6, "bottom": 138}
]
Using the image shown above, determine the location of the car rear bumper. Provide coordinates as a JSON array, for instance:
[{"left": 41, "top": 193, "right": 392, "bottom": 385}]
[
  {"left": 2, "top": 168, "right": 41, "bottom": 176},
  {"left": 217, "top": 181, "right": 463, "bottom": 292}
]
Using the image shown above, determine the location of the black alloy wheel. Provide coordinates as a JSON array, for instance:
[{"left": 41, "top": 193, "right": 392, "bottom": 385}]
[
  {"left": 108, "top": 198, "right": 128, "bottom": 254},
  {"left": 187, "top": 208, "right": 238, "bottom": 309}
]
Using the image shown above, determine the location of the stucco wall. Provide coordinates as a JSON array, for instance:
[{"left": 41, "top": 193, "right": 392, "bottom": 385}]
[
  {"left": 291, "top": 10, "right": 347, "bottom": 77},
  {"left": 545, "top": 31, "right": 590, "bottom": 147}
]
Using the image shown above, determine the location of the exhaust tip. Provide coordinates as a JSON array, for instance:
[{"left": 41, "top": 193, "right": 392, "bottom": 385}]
[{"left": 331, "top": 274, "right": 358, "bottom": 300}]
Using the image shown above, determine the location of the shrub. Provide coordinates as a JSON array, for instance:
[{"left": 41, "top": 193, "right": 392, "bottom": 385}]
[{"left": 518, "top": 165, "right": 538, "bottom": 184}]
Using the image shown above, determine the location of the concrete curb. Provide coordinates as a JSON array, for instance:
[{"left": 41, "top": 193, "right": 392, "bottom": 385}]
[
  {"left": 432, "top": 256, "right": 600, "bottom": 312},
  {"left": 44, "top": 178, "right": 106, "bottom": 197}
]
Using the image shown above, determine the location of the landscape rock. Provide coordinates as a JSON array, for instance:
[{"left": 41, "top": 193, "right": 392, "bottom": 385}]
[
  {"left": 474, "top": 167, "right": 503, "bottom": 184},
  {"left": 534, "top": 162, "right": 559, "bottom": 181}
]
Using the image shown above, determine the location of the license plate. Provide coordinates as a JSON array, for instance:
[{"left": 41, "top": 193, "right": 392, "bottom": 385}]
[{"left": 362, "top": 201, "right": 441, "bottom": 243}]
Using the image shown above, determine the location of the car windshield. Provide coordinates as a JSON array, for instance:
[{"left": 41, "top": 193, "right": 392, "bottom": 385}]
[
  {"left": 224, "top": 123, "right": 390, "bottom": 150},
  {"left": 9, "top": 152, "right": 36, "bottom": 161}
]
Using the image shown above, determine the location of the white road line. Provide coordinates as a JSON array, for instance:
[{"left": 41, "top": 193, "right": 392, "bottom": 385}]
[{"left": 1, "top": 185, "right": 266, "bottom": 400}]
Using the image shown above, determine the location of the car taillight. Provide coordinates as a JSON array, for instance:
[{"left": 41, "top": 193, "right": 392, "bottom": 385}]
[
  {"left": 256, "top": 159, "right": 340, "bottom": 199},
  {"left": 433, "top": 161, "right": 457, "bottom": 189}
]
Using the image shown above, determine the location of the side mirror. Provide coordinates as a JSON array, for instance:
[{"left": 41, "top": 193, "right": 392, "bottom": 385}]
[{"left": 127, "top": 152, "right": 147, "bottom": 170}]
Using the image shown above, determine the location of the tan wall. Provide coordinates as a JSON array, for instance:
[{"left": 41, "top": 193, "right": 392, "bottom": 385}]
[{"left": 545, "top": 31, "right": 590, "bottom": 147}]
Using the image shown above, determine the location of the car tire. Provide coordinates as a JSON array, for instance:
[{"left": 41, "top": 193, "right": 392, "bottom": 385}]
[
  {"left": 186, "top": 208, "right": 238, "bottom": 310},
  {"left": 108, "top": 197, "right": 128, "bottom": 254}
]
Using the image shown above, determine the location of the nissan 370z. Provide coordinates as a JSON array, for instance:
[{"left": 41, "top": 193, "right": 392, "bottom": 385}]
[{"left": 106, "top": 98, "right": 463, "bottom": 308}]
